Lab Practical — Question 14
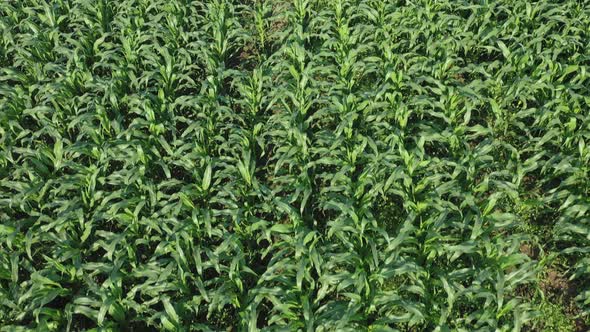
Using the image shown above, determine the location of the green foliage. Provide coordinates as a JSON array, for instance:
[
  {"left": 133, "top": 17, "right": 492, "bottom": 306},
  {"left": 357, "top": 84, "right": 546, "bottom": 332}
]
[
  {"left": 1, "top": 0, "right": 589, "bottom": 330},
  {"left": 535, "top": 300, "right": 576, "bottom": 332}
]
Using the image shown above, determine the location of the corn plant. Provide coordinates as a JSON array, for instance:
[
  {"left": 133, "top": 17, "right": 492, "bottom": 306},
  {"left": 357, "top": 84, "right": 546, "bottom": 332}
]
[{"left": 1, "top": 0, "right": 590, "bottom": 331}]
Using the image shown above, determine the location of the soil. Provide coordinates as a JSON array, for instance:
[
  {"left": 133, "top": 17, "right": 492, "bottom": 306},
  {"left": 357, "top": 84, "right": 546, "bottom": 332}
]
[
  {"left": 540, "top": 268, "right": 588, "bottom": 332},
  {"left": 520, "top": 243, "right": 540, "bottom": 260},
  {"left": 518, "top": 244, "right": 587, "bottom": 332}
]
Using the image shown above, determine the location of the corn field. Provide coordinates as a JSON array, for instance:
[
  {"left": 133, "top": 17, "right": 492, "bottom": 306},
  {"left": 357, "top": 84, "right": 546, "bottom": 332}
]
[{"left": 1, "top": 0, "right": 590, "bottom": 331}]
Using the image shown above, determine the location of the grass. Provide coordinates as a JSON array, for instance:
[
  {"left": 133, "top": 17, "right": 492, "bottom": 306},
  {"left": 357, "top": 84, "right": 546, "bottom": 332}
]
[{"left": 535, "top": 300, "right": 576, "bottom": 332}]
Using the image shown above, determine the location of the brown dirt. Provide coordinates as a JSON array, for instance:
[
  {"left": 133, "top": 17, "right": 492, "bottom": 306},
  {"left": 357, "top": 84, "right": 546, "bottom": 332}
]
[
  {"left": 541, "top": 270, "right": 571, "bottom": 299},
  {"left": 238, "top": 44, "right": 258, "bottom": 64},
  {"left": 269, "top": 2, "right": 289, "bottom": 36},
  {"left": 540, "top": 268, "right": 588, "bottom": 332},
  {"left": 520, "top": 243, "right": 540, "bottom": 260}
]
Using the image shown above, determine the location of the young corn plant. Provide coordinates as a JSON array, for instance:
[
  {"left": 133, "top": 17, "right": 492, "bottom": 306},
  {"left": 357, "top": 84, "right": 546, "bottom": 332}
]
[{"left": 1, "top": 0, "right": 590, "bottom": 331}]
